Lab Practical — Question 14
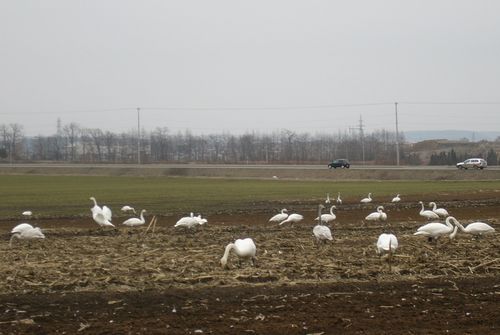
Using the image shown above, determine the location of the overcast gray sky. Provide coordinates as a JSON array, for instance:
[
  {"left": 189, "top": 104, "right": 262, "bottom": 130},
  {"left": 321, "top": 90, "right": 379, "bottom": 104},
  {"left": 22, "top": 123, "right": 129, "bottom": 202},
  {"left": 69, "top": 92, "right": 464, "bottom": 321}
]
[{"left": 1, "top": 0, "right": 499, "bottom": 136}]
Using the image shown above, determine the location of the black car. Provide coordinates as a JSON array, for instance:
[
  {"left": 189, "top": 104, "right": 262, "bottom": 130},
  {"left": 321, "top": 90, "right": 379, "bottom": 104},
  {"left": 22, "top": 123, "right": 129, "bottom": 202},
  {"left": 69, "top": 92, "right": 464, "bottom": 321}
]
[{"left": 328, "top": 159, "right": 350, "bottom": 169}]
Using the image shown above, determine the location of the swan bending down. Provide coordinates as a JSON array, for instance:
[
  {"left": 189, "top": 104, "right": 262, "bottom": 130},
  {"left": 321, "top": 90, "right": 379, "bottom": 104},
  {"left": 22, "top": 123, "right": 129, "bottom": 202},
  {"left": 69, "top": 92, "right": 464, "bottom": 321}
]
[
  {"left": 360, "top": 193, "right": 372, "bottom": 204},
  {"left": 10, "top": 226, "right": 45, "bottom": 247},
  {"left": 376, "top": 233, "right": 398, "bottom": 256},
  {"left": 268, "top": 209, "right": 288, "bottom": 223},
  {"left": 313, "top": 204, "right": 333, "bottom": 243},
  {"left": 314, "top": 205, "right": 337, "bottom": 223},
  {"left": 448, "top": 217, "right": 495, "bottom": 236},
  {"left": 90, "top": 197, "right": 114, "bottom": 227},
  {"left": 11, "top": 223, "right": 34, "bottom": 234},
  {"left": 392, "top": 194, "right": 401, "bottom": 203},
  {"left": 121, "top": 206, "right": 136, "bottom": 214},
  {"left": 278, "top": 213, "right": 304, "bottom": 226},
  {"left": 365, "top": 206, "right": 385, "bottom": 222},
  {"left": 429, "top": 202, "right": 449, "bottom": 218},
  {"left": 22, "top": 211, "right": 33, "bottom": 217},
  {"left": 418, "top": 201, "right": 439, "bottom": 220},
  {"left": 414, "top": 216, "right": 457, "bottom": 242},
  {"left": 122, "top": 209, "right": 147, "bottom": 227},
  {"left": 175, "top": 213, "right": 207, "bottom": 229},
  {"left": 220, "top": 238, "right": 256, "bottom": 269}
]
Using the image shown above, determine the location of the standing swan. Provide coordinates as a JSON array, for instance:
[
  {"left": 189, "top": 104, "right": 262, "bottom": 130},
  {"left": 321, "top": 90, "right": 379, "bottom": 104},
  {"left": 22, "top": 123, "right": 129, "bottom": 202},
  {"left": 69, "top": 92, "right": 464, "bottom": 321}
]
[
  {"left": 313, "top": 204, "right": 333, "bottom": 243},
  {"left": 414, "top": 216, "right": 456, "bottom": 243},
  {"left": 418, "top": 201, "right": 440, "bottom": 220},
  {"left": 220, "top": 238, "right": 256, "bottom": 269},
  {"left": 122, "top": 209, "right": 147, "bottom": 227},
  {"left": 10, "top": 226, "right": 45, "bottom": 247},
  {"left": 325, "top": 193, "right": 331, "bottom": 204},
  {"left": 448, "top": 217, "right": 495, "bottom": 237},
  {"left": 392, "top": 194, "right": 401, "bottom": 203},
  {"left": 90, "top": 197, "right": 114, "bottom": 228},
  {"left": 365, "top": 206, "right": 385, "bottom": 222},
  {"left": 376, "top": 233, "right": 398, "bottom": 256},
  {"left": 314, "top": 205, "right": 337, "bottom": 223},
  {"left": 360, "top": 193, "right": 372, "bottom": 204},
  {"left": 336, "top": 192, "right": 342, "bottom": 205},
  {"left": 268, "top": 209, "right": 288, "bottom": 223},
  {"left": 278, "top": 213, "right": 304, "bottom": 226},
  {"left": 429, "top": 202, "right": 449, "bottom": 218}
]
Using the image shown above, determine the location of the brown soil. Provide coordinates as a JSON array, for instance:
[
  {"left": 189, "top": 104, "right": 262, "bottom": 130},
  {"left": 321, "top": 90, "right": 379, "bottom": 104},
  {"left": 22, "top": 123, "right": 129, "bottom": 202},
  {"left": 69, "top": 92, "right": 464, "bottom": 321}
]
[{"left": 0, "top": 198, "right": 499, "bottom": 334}]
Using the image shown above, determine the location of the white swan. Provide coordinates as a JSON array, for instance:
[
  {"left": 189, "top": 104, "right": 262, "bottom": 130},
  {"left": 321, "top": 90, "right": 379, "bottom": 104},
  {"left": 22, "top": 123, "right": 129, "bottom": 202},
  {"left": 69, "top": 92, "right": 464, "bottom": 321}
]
[
  {"left": 429, "top": 202, "right": 449, "bottom": 218},
  {"left": 90, "top": 197, "right": 112, "bottom": 221},
  {"left": 121, "top": 205, "right": 136, "bottom": 214},
  {"left": 11, "top": 223, "right": 34, "bottom": 234},
  {"left": 325, "top": 193, "right": 331, "bottom": 204},
  {"left": 376, "top": 233, "right": 398, "bottom": 256},
  {"left": 418, "top": 201, "right": 440, "bottom": 220},
  {"left": 314, "top": 205, "right": 337, "bottom": 223},
  {"left": 391, "top": 194, "right": 401, "bottom": 203},
  {"left": 336, "top": 192, "right": 342, "bottom": 205},
  {"left": 22, "top": 211, "right": 33, "bottom": 217},
  {"left": 122, "top": 209, "right": 147, "bottom": 227},
  {"left": 10, "top": 226, "right": 45, "bottom": 247},
  {"left": 313, "top": 204, "right": 333, "bottom": 243},
  {"left": 175, "top": 213, "right": 207, "bottom": 229},
  {"left": 90, "top": 197, "right": 114, "bottom": 228},
  {"left": 220, "top": 238, "right": 256, "bottom": 269},
  {"left": 278, "top": 213, "right": 304, "bottom": 226},
  {"left": 365, "top": 206, "right": 385, "bottom": 221},
  {"left": 360, "top": 193, "right": 372, "bottom": 204},
  {"left": 414, "top": 216, "right": 456, "bottom": 242},
  {"left": 448, "top": 217, "right": 495, "bottom": 236},
  {"left": 268, "top": 209, "right": 288, "bottom": 223}
]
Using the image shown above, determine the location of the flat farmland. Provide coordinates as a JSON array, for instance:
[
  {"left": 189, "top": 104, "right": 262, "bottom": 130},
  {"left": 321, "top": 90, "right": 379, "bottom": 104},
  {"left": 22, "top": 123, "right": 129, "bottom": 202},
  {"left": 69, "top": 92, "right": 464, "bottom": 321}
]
[{"left": 0, "top": 171, "right": 499, "bottom": 334}]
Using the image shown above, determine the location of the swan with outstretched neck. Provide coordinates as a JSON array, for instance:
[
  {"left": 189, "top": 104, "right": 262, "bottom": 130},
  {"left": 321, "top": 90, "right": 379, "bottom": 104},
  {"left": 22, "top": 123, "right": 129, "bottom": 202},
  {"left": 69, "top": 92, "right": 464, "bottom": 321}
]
[{"left": 448, "top": 216, "right": 495, "bottom": 236}]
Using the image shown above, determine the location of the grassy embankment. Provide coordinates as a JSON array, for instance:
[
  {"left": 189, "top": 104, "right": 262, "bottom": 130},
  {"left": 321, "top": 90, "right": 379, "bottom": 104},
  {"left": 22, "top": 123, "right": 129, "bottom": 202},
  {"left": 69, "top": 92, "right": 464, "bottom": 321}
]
[{"left": 1, "top": 175, "right": 500, "bottom": 219}]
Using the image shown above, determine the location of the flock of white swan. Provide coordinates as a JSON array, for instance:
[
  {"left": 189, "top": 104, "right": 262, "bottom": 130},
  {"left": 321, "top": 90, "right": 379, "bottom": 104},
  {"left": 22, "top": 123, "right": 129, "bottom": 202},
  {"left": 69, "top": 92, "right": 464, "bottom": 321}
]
[{"left": 8, "top": 193, "right": 496, "bottom": 269}]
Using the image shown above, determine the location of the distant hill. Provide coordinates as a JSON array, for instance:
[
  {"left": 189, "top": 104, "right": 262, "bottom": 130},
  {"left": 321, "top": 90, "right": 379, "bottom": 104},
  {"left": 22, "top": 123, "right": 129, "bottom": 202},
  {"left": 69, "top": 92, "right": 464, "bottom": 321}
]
[{"left": 404, "top": 130, "right": 500, "bottom": 143}]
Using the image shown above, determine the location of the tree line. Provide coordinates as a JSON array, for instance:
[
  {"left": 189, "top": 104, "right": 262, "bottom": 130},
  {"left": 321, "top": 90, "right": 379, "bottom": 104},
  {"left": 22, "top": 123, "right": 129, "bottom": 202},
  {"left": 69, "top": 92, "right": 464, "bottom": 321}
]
[
  {"left": 1, "top": 122, "right": 498, "bottom": 165},
  {"left": 429, "top": 148, "right": 499, "bottom": 166}
]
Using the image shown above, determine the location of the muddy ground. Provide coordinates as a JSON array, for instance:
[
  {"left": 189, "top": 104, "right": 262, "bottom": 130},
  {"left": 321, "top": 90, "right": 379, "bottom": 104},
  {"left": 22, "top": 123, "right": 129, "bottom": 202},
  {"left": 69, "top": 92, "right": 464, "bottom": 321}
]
[{"left": 0, "top": 196, "right": 499, "bottom": 334}]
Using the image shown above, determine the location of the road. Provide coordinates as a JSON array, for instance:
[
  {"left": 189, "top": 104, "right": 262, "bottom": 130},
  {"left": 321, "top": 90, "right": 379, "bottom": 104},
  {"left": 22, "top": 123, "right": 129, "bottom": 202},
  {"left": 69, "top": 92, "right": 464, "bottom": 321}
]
[{"left": 1, "top": 163, "right": 499, "bottom": 170}]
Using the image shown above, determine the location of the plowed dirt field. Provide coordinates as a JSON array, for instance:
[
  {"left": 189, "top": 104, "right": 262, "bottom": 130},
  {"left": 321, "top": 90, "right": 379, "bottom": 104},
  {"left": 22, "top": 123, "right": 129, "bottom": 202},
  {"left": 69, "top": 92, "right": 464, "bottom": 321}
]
[{"left": 1, "top": 196, "right": 499, "bottom": 334}]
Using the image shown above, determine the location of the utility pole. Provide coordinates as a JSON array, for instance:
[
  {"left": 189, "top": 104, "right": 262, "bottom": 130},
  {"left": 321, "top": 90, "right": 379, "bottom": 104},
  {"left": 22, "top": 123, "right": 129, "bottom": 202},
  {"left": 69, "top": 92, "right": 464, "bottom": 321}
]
[
  {"left": 349, "top": 115, "right": 365, "bottom": 165},
  {"left": 359, "top": 115, "right": 365, "bottom": 165},
  {"left": 395, "top": 102, "right": 400, "bottom": 166},
  {"left": 137, "top": 107, "right": 141, "bottom": 165}
]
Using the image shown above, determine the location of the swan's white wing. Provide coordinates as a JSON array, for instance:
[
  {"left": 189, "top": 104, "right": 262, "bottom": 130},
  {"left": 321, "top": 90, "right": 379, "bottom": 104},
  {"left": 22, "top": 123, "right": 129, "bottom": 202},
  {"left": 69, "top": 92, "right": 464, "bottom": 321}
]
[
  {"left": 102, "top": 206, "right": 112, "bottom": 221},
  {"left": 22, "top": 227, "right": 45, "bottom": 239}
]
